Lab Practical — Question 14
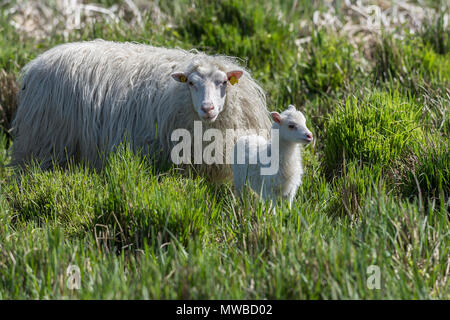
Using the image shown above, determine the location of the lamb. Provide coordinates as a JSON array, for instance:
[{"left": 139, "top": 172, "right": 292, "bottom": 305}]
[
  {"left": 232, "top": 105, "right": 313, "bottom": 207},
  {"left": 10, "top": 40, "right": 272, "bottom": 182}
]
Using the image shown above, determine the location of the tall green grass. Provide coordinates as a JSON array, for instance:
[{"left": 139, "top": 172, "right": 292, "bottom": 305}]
[
  {"left": 0, "top": 0, "right": 448, "bottom": 299},
  {"left": 323, "top": 91, "right": 424, "bottom": 175}
]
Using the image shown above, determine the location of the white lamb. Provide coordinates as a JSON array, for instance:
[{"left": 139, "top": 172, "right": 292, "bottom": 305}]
[
  {"left": 11, "top": 40, "right": 272, "bottom": 182},
  {"left": 232, "top": 105, "right": 313, "bottom": 207}
]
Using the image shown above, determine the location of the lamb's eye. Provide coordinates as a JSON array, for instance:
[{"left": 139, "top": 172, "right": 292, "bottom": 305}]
[{"left": 288, "top": 124, "right": 296, "bottom": 129}]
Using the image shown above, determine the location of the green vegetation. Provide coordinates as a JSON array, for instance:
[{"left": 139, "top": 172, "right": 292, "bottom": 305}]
[
  {"left": 0, "top": 0, "right": 448, "bottom": 299},
  {"left": 373, "top": 35, "right": 450, "bottom": 93},
  {"left": 323, "top": 91, "right": 426, "bottom": 176}
]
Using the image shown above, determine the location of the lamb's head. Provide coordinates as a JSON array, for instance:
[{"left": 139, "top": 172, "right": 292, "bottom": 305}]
[
  {"left": 271, "top": 105, "right": 313, "bottom": 144},
  {"left": 171, "top": 65, "right": 243, "bottom": 122}
]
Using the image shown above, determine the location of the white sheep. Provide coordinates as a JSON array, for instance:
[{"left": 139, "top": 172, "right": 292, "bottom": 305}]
[
  {"left": 232, "top": 105, "right": 313, "bottom": 207},
  {"left": 10, "top": 40, "right": 272, "bottom": 182}
]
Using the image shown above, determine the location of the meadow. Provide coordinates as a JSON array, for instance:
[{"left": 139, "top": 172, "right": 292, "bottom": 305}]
[{"left": 0, "top": 0, "right": 448, "bottom": 299}]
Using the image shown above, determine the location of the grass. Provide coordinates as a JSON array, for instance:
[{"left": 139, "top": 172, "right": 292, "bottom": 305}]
[{"left": 0, "top": 0, "right": 448, "bottom": 299}]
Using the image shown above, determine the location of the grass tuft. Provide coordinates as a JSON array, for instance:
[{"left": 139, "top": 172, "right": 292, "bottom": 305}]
[{"left": 323, "top": 91, "right": 424, "bottom": 177}]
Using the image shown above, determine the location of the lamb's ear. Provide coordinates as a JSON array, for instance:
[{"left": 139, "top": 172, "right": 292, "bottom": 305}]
[
  {"left": 271, "top": 112, "right": 282, "bottom": 124},
  {"left": 227, "top": 70, "right": 243, "bottom": 85},
  {"left": 288, "top": 104, "right": 296, "bottom": 111},
  {"left": 171, "top": 72, "right": 188, "bottom": 83}
]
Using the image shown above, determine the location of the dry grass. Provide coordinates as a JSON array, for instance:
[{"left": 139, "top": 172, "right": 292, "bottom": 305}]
[
  {"left": 2, "top": 0, "right": 166, "bottom": 41},
  {"left": 296, "top": 0, "right": 448, "bottom": 59},
  {"left": 4, "top": 1, "right": 447, "bottom": 45}
]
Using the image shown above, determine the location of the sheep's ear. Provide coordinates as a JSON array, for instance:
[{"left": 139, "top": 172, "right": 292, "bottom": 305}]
[
  {"left": 271, "top": 112, "right": 282, "bottom": 124},
  {"left": 227, "top": 70, "right": 243, "bottom": 85},
  {"left": 171, "top": 72, "right": 188, "bottom": 83},
  {"left": 288, "top": 104, "right": 296, "bottom": 111}
]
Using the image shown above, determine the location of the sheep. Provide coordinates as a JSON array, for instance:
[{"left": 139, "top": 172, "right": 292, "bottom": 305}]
[
  {"left": 10, "top": 40, "right": 272, "bottom": 182},
  {"left": 232, "top": 105, "right": 313, "bottom": 207}
]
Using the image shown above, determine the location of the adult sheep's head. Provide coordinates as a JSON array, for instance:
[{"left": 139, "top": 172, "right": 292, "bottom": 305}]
[{"left": 171, "top": 66, "right": 243, "bottom": 122}]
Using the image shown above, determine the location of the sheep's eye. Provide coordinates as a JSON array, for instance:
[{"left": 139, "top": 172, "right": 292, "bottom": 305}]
[{"left": 288, "top": 124, "right": 296, "bottom": 129}]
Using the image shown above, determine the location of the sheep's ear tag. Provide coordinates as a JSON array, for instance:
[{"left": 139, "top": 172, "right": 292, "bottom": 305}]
[
  {"left": 180, "top": 75, "right": 187, "bottom": 83},
  {"left": 229, "top": 76, "right": 238, "bottom": 85}
]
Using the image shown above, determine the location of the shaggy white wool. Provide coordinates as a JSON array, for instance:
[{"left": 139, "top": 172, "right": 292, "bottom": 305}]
[{"left": 11, "top": 40, "right": 272, "bottom": 181}]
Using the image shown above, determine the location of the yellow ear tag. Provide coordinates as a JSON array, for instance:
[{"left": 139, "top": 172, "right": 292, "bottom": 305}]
[
  {"left": 229, "top": 76, "right": 238, "bottom": 85},
  {"left": 180, "top": 75, "right": 187, "bottom": 83}
]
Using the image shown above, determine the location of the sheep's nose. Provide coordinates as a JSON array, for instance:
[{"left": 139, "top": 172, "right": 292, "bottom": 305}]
[
  {"left": 306, "top": 133, "right": 313, "bottom": 141},
  {"left": 201, "top": 103, "right": 214, "bottom": 113}
]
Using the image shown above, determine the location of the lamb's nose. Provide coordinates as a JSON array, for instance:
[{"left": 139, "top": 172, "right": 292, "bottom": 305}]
[
  {"left": 306, "top": 133, "right": 313, "bottom": 140},
  {"left": 201, "top": 103, "right": 214, "bottom": 113}
]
